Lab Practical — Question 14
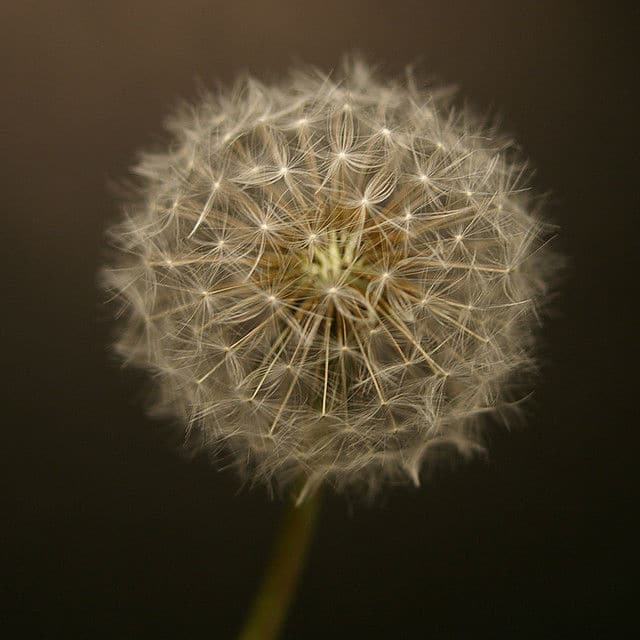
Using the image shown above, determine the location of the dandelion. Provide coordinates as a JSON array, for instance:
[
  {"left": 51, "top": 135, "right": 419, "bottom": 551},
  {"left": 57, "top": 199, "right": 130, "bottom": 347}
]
[
  {"left": 103, "top": 58, "right": 557, "bottom": 500},
  {"left": 103, "top": 58, "right": 559, "bottom": 640}
]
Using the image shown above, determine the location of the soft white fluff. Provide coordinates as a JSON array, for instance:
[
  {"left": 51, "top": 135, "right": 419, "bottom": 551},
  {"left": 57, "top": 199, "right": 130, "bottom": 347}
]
[{"left": 103, "top": 59, "right": 557, "bottom": 499}]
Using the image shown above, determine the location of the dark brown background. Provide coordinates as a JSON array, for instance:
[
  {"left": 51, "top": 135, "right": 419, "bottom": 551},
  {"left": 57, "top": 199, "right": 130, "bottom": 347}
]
[{"left": 2, "top": 2, "right": 637, "bottom": 638}]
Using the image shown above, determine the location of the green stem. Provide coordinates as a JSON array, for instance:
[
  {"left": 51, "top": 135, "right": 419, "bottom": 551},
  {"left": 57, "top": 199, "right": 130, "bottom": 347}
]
[{"left": 237, "top": 490, "right": 321, "bottom": 640}]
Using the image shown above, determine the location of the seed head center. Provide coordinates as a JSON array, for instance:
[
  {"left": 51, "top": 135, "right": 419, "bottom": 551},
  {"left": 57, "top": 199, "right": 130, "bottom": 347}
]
[{"left": 304, "top": 230, "right": 363, "bottom": 288}]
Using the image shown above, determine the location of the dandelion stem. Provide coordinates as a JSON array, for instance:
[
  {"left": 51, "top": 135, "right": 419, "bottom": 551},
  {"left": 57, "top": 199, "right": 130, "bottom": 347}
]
[{"left": 237, "top": 490, "right": 321, "bottom": 640}]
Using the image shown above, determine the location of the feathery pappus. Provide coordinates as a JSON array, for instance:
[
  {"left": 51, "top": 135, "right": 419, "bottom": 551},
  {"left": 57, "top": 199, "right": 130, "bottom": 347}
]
[{"left": 103, "top": 58, "right": 558, "bottom": 500}]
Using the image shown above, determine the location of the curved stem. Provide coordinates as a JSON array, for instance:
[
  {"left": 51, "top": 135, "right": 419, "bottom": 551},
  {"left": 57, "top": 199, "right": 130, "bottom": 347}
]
[{"left": 237, "top": 490, "right": 321, "bottom": 640}]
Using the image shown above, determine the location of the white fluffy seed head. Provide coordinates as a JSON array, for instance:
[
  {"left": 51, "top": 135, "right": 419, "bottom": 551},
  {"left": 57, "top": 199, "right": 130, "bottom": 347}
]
[{"left": 103, "top": 59, "right": 558, "bottom": 499}]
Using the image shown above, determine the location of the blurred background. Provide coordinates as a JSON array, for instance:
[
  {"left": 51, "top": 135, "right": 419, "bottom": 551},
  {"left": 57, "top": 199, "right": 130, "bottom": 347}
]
[{"left": 2, "top": 2, "right": 637, "bottom": 638}]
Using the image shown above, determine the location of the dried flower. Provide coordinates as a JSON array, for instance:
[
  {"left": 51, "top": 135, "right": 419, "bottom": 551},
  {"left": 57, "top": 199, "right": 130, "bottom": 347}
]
[{"left": 103, "top": 59, "right": 557, "bottom": 498}]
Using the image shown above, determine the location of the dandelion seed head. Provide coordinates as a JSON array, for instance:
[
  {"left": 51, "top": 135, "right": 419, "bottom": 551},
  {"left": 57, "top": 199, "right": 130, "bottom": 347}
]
[{"left": 103, "top": 58, "right": 559, "bottom": 498}]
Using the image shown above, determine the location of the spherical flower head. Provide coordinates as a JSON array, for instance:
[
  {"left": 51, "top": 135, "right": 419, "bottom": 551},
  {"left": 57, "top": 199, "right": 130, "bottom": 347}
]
[{"left": 103, "top": 59, "right": 558, "bottom": 499}]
